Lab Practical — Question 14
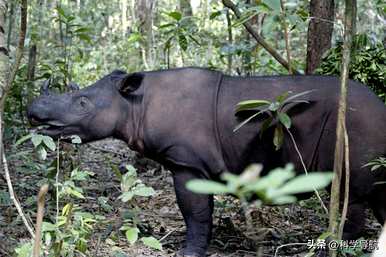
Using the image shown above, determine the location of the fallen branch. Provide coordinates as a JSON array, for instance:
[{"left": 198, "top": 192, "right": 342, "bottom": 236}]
[
  {"left": 33, "top": 184, "right": 49, "bottom": 257},
  {"left": 2, "top": 152, "right": 35, "bottom": 238},
  {"left": 222, "top": 0, "right": 299, "bottom": 74}
]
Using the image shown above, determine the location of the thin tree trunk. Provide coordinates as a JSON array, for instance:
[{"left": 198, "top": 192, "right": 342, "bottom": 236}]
[
  {"left": 179, "top": 0, "right": 192, "bottom": 16},
  {"left": 222, "top": 0, "right": 299, "bottom": 74},
  {"left": 226, "top": 9, "right": 233, "bottom": 74},
  {"left": 328, "top": 0, "right": 356, "bottom": 256},
  {"left": 305, "top": 0, "right": 335, "bottom": 74},
  {"left": 280, "top": 0, "right": 292, "bottom": 74},
  {"left": 6, "top": 0, "right": 14, "bottom": 49}
]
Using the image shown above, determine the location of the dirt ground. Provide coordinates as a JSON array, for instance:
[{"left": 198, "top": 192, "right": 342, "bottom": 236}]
[{"left": 0, "top": 138, "right": 381, "bottom": 257}]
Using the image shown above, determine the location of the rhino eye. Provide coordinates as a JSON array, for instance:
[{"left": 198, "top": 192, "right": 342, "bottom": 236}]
[{"left": 75, "top": 96, "right": 92, "bottom": 113}]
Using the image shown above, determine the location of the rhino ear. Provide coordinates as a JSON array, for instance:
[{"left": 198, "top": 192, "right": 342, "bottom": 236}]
[{"left": 118, "top": 72, "right": 144, "bottom": 96}]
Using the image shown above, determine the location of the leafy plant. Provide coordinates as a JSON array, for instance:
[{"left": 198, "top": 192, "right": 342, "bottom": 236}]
[
  {"left": 317, "top": 34, "right": 386, "bottom": 103},
  {"left": 15, "top": 133, "right": 56, "bottom": 160},
  {"left": 234, "top": 90, "right": 313, "bottom": 150},
  {"left": 363, "top": 157, "right": 386, "bottom": 171},
  {"left": 187, "top": 164, "right": 333, "bottom": 205},
  {"left": 115, "top": 165, "right": 162, "bottom": 251}
]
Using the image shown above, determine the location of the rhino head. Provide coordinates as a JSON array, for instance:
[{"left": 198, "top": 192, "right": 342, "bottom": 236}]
[{"left": 27, "top": 70, "right": 144, "bottom": 146}]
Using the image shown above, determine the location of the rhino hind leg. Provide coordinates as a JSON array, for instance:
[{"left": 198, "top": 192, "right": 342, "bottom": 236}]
[
  {"left": 343, "top": 202, "right": 367, "bottom": 240},
  {"left": 172, "top": 168, "right": 213, "bottom": 257},
  {"left": 368, "top": 185, "right": 386, "bottom": 229}
]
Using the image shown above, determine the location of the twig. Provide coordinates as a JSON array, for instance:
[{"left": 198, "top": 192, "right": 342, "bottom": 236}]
[
  {"left": 274, "top": 242, "right": 308, "bottom": 257},
  {"left": 286, "top": 127, "right": 329, "bottom": 215},
  {"left": 159, "top": 228, "right": 177, "bottom": 242},
  {"left": 2, "top": 152, "right": 35, "bottom": 238},
  {"left": 280, "top": 0, "right": 292, "bottom": 74},
  {"left": 338, "top": 124, "right": 350, "bottom": 239},
  {"left": 56, "top": 139, "right": 60, "bottom": 222},
  {"left": 33, "top": 184, "right": 49, "bottom": 257},
  {"left": 222, "top": 0, "right": 300, "bottom": 74}
]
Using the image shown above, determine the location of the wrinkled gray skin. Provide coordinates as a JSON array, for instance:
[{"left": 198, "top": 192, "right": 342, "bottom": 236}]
[{"left": 28, "top": 68, "right": 386, "bottom": 257}]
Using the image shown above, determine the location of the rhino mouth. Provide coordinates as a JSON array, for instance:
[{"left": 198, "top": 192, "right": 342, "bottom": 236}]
[{"left": 29, "top": 117, "right": 69, "bottom": 137}]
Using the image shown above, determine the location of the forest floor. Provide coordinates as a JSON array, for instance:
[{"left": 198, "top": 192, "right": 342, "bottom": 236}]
[{"left": 0, "top": 138, "right": 381, "bottom": 257}]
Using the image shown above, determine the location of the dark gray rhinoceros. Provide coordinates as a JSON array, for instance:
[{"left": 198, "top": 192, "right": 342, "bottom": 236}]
[{"left": 27, "top": 67, "right": 386, "bottom": 257}]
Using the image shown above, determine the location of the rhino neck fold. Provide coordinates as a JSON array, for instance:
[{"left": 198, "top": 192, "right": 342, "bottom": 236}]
[{"left": 114, "top": 95, "right": 145, "bottom": 154}]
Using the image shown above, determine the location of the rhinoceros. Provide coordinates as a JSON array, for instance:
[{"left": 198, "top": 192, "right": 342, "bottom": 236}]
[{"left": 27, "top": 67, "right": 386, "bottom": 257}]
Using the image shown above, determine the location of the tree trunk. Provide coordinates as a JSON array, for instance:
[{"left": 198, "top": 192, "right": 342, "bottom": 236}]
[
  {"left": 135, "top": 0, "right": 155, "bottom": 69},
  {"left": 179, "top": 0, "right": 192, "bottom": 16},
  {"left": 27, "top": 44, "right": 36, "bottom": 102},
  {"left": 6, "top": 0, "right": 14, "bottom": 49},
  {"left": 328, "top": 0, "right": 356, "bottom": 256},
  {"left": 305, "top": 0, "right": 335, "bottom": 74}
]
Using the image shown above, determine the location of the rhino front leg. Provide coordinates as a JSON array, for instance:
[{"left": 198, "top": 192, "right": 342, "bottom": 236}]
[{"left": 173, "top": 169, "right": 213, "bottom": 257}]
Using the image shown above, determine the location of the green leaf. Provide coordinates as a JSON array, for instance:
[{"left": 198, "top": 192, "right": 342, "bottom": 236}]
[
  {"left": 71, "top": 135, "right": 82, "bottom": 144},
  {"left": 273, "top": 125, "right": 284, "bottom": 150},
  {"left": 167, "top": 11, "right": 182, "bottom": 21},
  {"left": 272, "top": 195, "right": 297, "bottom": 204},
  {"left": 259, "top": 116, "right": 273, "bottom": 137},
  {"left": 178, "top": 33, "right": 188, "bottom": 51},
  {"left": 210, "top": 11, "right": 222, "bottom": 20},
  {"left": 78, "top": 34, "right": 91, "bottom": 43},
  {"left": 36, "top": 145, "right": 47, "bottom": 160},
  {"left": 42, "top": 222, "right": 57, "bottom": 232},
  {"left": 31, "top": 134, "right": 43, "bottom": 147},
  {"left": 275, "top": 91, "right": 290, "bottom": 103},
  {"left": 66, "top": 187, "right": 85, "bottom": 199},
  {"left": 186, "top": 180, "right": 231, "bottom": 194},
  {"left": 282, "top": 90, "right": 315, "bottom": 105},
  {"left": 119, "top": 192, "right": 134, "bottom": 202},
  {"left": 125, "top": 227, "right": 139, "bottom": 245},
  {"left": 278, "top": 112, "right": 291, "bottom": 129},
  {"left": 270, "top": 172, "right": 334, "bottom": 198},
  {"left": 141, "top": 236, "right": 162, "bottom": 251},
  {"left": 42, "top": 136, "right": 56, "bottom": 151},
  {"left": 233, "top": 108, "right": 269, "bottom": 132},
  {"left": 263, "top": 0, "right": 281, "bottom": 11},
  {"left": 133, "top": 185, "right": 155, "bottom": 197},
  {"left": 235, "top": 99, "right": 271, "bottom": 113},
  {"left": 15, "top": 134, "right": 33, "bottom": 146}
]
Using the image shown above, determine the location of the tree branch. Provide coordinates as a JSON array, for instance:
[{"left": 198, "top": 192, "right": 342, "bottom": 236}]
[{"left": 222, "top": 0, "right": 299, "bottom": 74}]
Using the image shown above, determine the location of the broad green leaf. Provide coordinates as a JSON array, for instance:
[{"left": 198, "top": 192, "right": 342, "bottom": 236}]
[
  {"left": 37, "top": 145, "right": 47, "bottom": 160},
  {"left": 278, "top": 112, "right": 291, "bottom": 129},
  {"left": 235, "top": 99, "right": 270, "bottom": 113},
  {"left": 31, "top": 134, "right": 43, "bottom": 147},
  {"left": 282, "top": 90, "right": 315, "bottom": 105},
  {"left": 272, "top": 195, "right": 297, "bottom": 204},
  {"left": 273, "top": 125, "right": 284, "bottom": 150},
  {"left": 245, "top": 165, "right": 295, "bottom": 191},
  {"left": 178, "top": 33, "right": 188, "bottom": 51},
  {"left": 42, "top": 136, "right": 56, "bottom": 151},
  {"left": 42, "top": 222, "right": 57, "bottom": 232},
  {"left": 66, "top": 187, "right": 85, "bottom": 199},
  {"left": 209, "top": 11, "right": 222, "bottom": 20},
  {"left": 270, "top": 172, "right": 333, "bottom": 197},
  {"left": 233, "top": 108, "right": 269, "bottom": 132},
  {"left": 119, "top": 192, "right": 134, "bottom": 202},
  {"left": 259, "top": 116, "right": 273, "bottom": 137},
  {"left": 167, "top": 11, "right": 182, "bottom": 21},
  {"left": 133, "top": 185, "right": 155, "bottom": 197},
  {"left": 71, "top": 135, "right": 82, "bottom": 144},
  {"left": 186, "top": 180, "right": 231, "bottom": 194},
  {"left": 275, "top": 91, "right": 290, "bottom": 103},
  {"left": 141, "top": 236, "right": 162, "bottom": 251},
  {"left": 125, "top": 227, "right": 139, "bottom": 245},
  {"left": 263, "top": 0, "right": 281, "bottom": 11},
  {"left": 15, "top": 134, "right": 33, "bottom": 146}
]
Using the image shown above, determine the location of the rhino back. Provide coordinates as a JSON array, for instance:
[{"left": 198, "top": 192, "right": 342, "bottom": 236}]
[
  {"left": 217, "top": 75, "right": 386, "bottom": 175},
  {"left": 142, "top": 68, "right": 227, "bottom": 177}
]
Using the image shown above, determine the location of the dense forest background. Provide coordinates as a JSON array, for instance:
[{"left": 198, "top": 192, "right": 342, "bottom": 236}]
[{"left": 0, "top": 0, "right": 385, "bottom": 256}]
